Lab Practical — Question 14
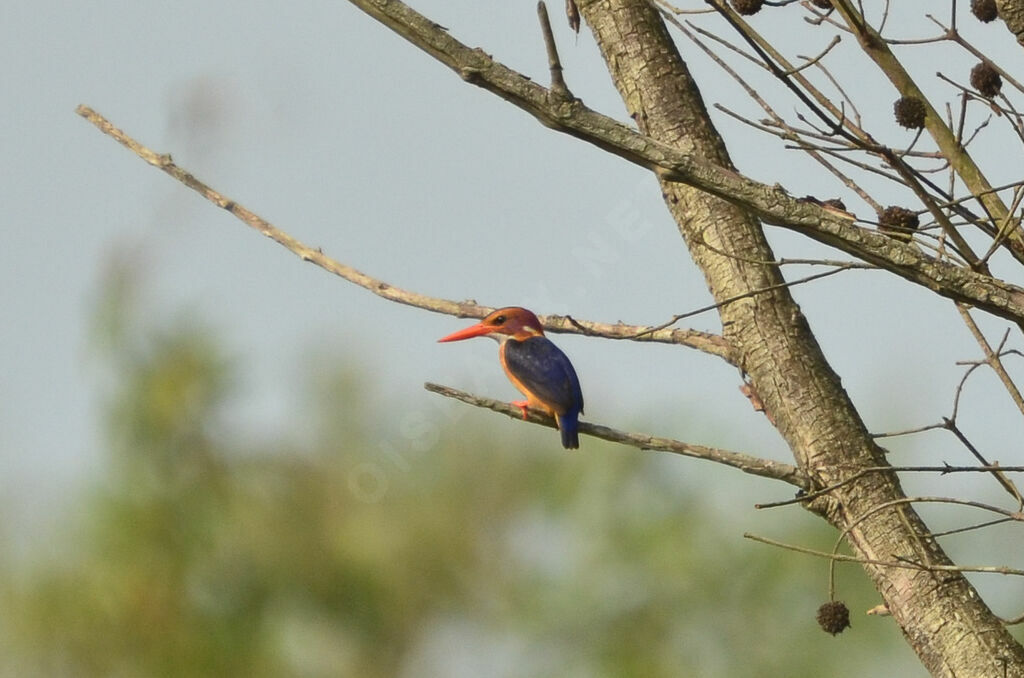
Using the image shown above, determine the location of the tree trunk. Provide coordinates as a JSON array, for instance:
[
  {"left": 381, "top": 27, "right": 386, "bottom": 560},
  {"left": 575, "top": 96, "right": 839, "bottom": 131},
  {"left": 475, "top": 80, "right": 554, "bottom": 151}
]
[
  {"left": 576, "top": 0, "right": 1024, "bottom": 674},
  {"left": 997, "top": 0, "right": 1024, "bottom": 47}
]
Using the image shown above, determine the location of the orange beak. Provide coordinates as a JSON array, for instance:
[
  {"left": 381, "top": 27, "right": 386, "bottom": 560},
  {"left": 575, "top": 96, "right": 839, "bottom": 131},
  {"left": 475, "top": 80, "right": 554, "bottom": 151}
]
[{"left": 438, "top": 321, "right": 495, "bottom": 343}]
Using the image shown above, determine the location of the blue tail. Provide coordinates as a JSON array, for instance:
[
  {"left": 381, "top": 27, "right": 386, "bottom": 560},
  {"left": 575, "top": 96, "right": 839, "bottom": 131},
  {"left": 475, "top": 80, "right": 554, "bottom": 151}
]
[{"left": 557, "top": 410, "right": 581, "bottom": 450}]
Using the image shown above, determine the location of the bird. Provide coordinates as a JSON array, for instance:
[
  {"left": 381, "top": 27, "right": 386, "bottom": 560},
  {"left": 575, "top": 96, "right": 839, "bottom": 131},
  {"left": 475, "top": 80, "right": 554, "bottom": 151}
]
[{"left": 438, "top": 307, "right": 584, "bottom": 449}]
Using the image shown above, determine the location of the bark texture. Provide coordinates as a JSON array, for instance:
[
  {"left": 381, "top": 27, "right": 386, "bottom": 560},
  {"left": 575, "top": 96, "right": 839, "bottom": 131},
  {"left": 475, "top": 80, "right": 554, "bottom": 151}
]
[
  {"left": 997, "top": 0, "right": 1024, "bottom": 46},
  {"left": 576, "top": 0, "right": 1024, "bottom": 675}
]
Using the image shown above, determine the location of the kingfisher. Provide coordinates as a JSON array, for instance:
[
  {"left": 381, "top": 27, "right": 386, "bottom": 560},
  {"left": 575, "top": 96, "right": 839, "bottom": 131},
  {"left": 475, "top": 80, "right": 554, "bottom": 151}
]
[{"left": 439, "top": 307, "right": 585, "bottom": 449}]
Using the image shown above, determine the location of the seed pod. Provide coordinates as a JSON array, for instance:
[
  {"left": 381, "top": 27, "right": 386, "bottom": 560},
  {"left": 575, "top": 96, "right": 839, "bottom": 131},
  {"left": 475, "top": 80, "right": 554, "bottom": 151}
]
[
  {"left": 731, "top": 0, "right": 763, "bottom": 15},
  {"left": 971, "top": 0, "right": 998, "bottom": 22},
  {"left": 879, "top": 206, "right": 920, "bottom": 242},
  {"left": 817, "top": 601, "right": 851, "bottom": 635},
  {"left": 970, "top": 62, "right": 1002, "bottom": 98},
  {"left": 893, "top": 96, "right": 926, "bottom": 130}
]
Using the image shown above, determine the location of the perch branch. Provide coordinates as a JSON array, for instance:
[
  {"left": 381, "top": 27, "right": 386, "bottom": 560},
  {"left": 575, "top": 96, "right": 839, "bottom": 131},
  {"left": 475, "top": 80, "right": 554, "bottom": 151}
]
[{"left": 424, "top": 382, "right": 808, "bottom": 488}]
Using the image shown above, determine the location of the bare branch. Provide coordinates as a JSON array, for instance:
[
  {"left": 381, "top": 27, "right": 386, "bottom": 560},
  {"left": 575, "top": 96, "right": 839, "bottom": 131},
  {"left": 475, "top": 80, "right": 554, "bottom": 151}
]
[
  {"left": 871, "top": 422, "right": 948, "bottom": 438},
  {"left": 944, "top": 417, "right": 1024, "bottom": 507},
  {"left": 787, "top": 35, "right": 842, "bottom": 75},
  {"left": 74, "top": 105, "right": 736, "bottom": 362},
  {"left": 923, "top": 16, "right": 1024, "bottom": 95},
  {"left": 828, "top": 0, "right": 1024, "bottom": 260},
  {"left": 926, "top": 517, "right": 1016, "bottom": 540},
  {"left": 830, "top": 496, "right": 1024, "bottom": 575},
  {"left": 634, "top": 264, "right": 866, "bottom": 337},
  {"left": 424, "top": 382, "right": 809, "bottom": 488},
  {"left": 336, "top": 0, "right": 1024, "bottom": 326},
  {"left": 756, "top": 464, "right": 1024, "bottom": 511},
  {"left": 537, "top": 1, "right": 572, "bottom": 97},
  {"left": 707, "top": 14, "right": 991, "bottom": 270},
  {"left": 957, "top": 304, "right": 1024, "bottom": 418},
  {"left": 664, "top": 12, "right": 884, "bottom": 212},
  {"left": 745, "top": 532, "right": 1024, "bottom": 576}
]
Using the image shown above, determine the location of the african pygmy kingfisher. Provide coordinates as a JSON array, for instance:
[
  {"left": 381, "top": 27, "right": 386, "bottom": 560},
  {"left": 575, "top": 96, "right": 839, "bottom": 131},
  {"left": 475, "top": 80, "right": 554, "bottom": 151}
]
[{"left": 439, "top": 307, "right": 584, "bottom": 449}]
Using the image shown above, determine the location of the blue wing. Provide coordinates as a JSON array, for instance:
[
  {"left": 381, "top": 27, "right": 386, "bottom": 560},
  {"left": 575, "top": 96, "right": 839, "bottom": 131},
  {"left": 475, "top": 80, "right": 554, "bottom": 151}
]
[{"left": 502, "top": 336, "right": 584, "bottom": 417}]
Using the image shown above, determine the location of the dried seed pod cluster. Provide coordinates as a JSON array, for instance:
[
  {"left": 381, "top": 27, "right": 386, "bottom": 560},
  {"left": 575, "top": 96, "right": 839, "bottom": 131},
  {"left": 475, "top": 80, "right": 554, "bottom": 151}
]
[
  {"left": 878, "top": 206, "right": 920, "bottom": 242},
  {"left": 893, "top": 96, "right": 927, "bottom": 130},
  {"left": 971, "top": 0, "right": 998, "bottom": 22},
  {"left": 731, "top": 0, "right": 764, "bottom": 15},
  {"left": 970, "top": 62, "right": 1002, "bottom": 98},
  {"left": 817, "top": 601, "right": 851, "bottom": 635}
]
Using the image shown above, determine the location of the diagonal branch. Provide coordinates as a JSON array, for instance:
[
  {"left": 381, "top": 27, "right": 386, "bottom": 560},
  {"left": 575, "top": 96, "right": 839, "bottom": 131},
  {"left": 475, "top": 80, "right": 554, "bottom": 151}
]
[
  {"left": 424, "top": 382, "right": 808, "bottom": 488},
  {"left": 74, "top": 105, "right": 735, "bottom": 362},
  {"left": 345, "top": 0, "right": 1024, "bottom": 325}
]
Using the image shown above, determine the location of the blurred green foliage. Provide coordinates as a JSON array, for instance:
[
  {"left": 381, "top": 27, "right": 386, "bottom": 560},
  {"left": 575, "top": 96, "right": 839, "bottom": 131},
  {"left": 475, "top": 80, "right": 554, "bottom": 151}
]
[{"left": 2, "top": 288, "right": 920, "bottom": 677}]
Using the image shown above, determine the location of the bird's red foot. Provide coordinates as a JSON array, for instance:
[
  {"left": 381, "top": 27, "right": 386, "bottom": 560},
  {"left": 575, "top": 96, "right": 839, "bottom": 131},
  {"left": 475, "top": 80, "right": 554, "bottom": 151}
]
[{"left": 511, "top": 400, "right": 530, "bottom": 420}]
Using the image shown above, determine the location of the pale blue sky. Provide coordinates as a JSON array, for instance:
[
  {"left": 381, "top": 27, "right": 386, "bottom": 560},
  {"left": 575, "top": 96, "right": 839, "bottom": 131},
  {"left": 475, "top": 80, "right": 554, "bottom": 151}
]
[{"left": 3, "top": 1, "right": 1022, "bottom": 640}]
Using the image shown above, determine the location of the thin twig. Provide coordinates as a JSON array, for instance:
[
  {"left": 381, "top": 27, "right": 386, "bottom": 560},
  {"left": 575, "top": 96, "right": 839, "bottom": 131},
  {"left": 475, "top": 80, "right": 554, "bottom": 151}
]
[
  {"left": 978, "top": 186, "right": 1023, "bottom": 265},
  {"left": 667, "top": 12, "right": 883, "bottom": 212},
  {"left": 956, "top": 304, "right": 1024, "bottom": 419},
  {"left": 744, "top": 532, "right": 1024, "bottom": 576},
  {"left": 786, "top": 35, "right": 842, "bottom": 75},
  {"left": 828, "top": 496, "right": 1024, "bottom": 579},
  {"left": 926, "top": 516, "right": 1015, "bottom": 539},
  {"left": 537, "top": 2, "right": 572, "bottom": 97},
  {"left": 945, "top": 417, "right": 1023, "bottom": 508},
  {"left": 755, "top": 464, "right": 1024, "bottom": 510},
  {"left": 632, "top": 265, "right": 864, "bottom": 338},
  {"left": 871, "top": 422, "right": 947, "bottom": 438},
  {"left": 704, "top": 0, "right": 992, "bottom": 268},
  {"left": 924, "top": 17, "right": 1024, "bottom": 95}
]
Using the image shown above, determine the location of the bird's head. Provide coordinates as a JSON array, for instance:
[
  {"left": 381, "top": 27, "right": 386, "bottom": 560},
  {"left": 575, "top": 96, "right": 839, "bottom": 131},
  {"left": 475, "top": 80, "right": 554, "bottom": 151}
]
[{"left": 438, "top": 307, "right": 544, "bottom": 343}]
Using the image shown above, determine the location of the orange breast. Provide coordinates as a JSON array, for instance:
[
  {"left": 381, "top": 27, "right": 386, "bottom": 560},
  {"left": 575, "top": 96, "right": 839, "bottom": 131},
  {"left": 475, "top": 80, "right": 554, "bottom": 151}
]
[{"left": 499, "top": 342, "right": 557, "bottom": 415}]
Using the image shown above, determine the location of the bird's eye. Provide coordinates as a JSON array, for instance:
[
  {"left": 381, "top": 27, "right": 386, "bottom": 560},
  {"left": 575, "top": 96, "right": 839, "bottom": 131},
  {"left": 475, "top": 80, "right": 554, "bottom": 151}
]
[{"left": 493, "top": 315, "right": 506, "bottom": 325}]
